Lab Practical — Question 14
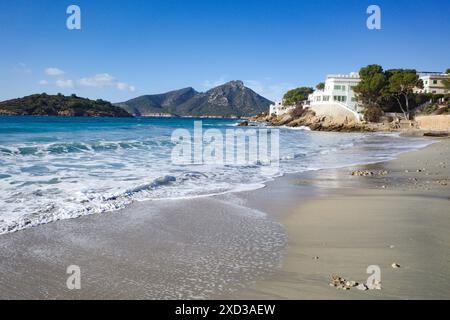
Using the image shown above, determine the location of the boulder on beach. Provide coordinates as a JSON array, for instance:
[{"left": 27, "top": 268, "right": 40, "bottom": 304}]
[{"left": 237, "top": 121, "right": 249, "bottom": 127}]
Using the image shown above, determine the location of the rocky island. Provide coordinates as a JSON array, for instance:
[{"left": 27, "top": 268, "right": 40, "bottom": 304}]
[
  {"left": 0, "top": 93, "right": 132, "bottom": 117},
  {"left": 117, "top": 81, "right": 273, "bottom": 118}
]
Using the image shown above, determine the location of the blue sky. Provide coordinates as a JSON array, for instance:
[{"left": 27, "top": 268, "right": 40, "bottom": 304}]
[{"left": 1, "top": 0, "right": 449, "bottom": 102}]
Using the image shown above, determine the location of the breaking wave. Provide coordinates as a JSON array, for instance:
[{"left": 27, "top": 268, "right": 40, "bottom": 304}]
[{"left": 0, "top": 116, "right": 433, "bottom": 234}]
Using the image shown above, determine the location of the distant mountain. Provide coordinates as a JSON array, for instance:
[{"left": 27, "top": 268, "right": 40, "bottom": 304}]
[
  {"left": 116, "top": 87, "right": 198, "bottom": 117},
  {"left": 0, "top": 94, "right": 132, "bottom": 117},
  {"left": 117, "top": 81, "right": 273, "bottom": 118}
]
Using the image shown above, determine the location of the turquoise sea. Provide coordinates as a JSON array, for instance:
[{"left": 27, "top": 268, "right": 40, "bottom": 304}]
[{"left": 0, "top": 116, "right": 432, "bottom": 234}]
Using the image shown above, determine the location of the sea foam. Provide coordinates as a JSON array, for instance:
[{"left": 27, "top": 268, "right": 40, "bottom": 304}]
[{"left": 0, "top": 116, "right": 433, "bottom": 234}]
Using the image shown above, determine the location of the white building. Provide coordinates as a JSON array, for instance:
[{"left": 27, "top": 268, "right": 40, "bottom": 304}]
[
  {"left": 269, "top": 101, "right": 296, "bottom": 117},
  {"left": 307, "top": 72, "right": 362, "bottom": 121},
  {"left": 415, "top": 72, "right": 449, "bottom": 95}
]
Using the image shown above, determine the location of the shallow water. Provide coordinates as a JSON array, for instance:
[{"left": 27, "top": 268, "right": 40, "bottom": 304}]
[{"left": 0, "top": 116, "right": 432, "bottom": 234}]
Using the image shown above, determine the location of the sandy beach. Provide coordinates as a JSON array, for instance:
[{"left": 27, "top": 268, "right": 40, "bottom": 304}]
[
  {"left": 0, "top": 137, "right": 449, "bottom": 300},
  {"left": 2, "top": 0, "right": 449, "bottom": 304},
  {"left": 230, "top": 137, "right": 450, "bottom": 299}
]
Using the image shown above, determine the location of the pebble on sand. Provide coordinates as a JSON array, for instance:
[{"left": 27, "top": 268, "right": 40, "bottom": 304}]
[
  {"left": 356, "top": 283, "right": 369, "bottom": 291},
  {"left": 351, "top": 170, "right": 389, "bottom": 177},
  {"left": 330, "top": 275, "right": 382, "bottom": 292}
]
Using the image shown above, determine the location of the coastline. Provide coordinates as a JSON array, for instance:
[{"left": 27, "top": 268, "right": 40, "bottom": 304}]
[
  {"left": 0, "top": 138, "right": 448, "bottom": 299},
  {"left": 2, "top": 0, "right": 449, "bottom": 303}
]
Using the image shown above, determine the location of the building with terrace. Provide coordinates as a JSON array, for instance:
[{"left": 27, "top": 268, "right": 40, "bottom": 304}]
[
  {"left": 269, "top": 101, "right": 296, "bottom": 117},
  {"left": 415, "top": 72, "right": 449, "bottom": 95},
  {"left": 307, "top": 72, "right": 362, "bottom": 122}
]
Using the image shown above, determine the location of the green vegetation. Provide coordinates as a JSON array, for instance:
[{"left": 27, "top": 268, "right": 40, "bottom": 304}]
[
  {"left": 383, "top": 69, "right": 423, "bottom": 119},
  {"left": 353, "top": 65, "right": 426, "bottom": 120},
  {"left": 443, "top": 70, "right": 450, "bottom": 93},
  {"left": 363, "top": 105, "right": 383, "bottom": 122},
  {"left": 0, "top": 93, "right": 132, "bottom": 117},
  {"left": 316, "top": 82, "right": 325, "bottom": 90},
  {"left": 444, "top": 79, "right": 450, "bottom": 91},
  {"left": 353, "top": 64, "right": 387, "bottom": 109},
  {"left": 420, "top": 104, "right": 450, "bottom": 115},
  {"left": 283, "top": 87, "right": 314, "bottom": 106}
]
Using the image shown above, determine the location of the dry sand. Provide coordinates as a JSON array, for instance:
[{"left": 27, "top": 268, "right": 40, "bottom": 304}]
[
  {"left": 229, "top": 138, "right": 450, "bottom": 300},
  {"left": 0, "top": 138, "right": 449, "bottom": 300}
]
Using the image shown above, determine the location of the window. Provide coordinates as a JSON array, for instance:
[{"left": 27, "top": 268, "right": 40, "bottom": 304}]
[
  {"left": 433, "top": 80, "right": 438, "bottom": 84},
  {"left": 425, "top": 80, "right": 428, "bottom": 85},
  {"left": 334, "top": 85, "right": 346, "bottom": 91},
  {"left": 351, "top": 97, "right": 357, "bottom": 102},
  {"left": 333, "top": 96, "right": 347, "bottom": 102},
  {"left": 323, "top": 96, "right": 330, "bottom": 101}
]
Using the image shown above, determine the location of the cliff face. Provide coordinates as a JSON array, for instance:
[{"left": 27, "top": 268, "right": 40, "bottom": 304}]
[
  {"left": 0, "top": 94, "right": 132, "bottom": 118},
  {"left": 118, "top": 81, "right": 273, "bottom": 118}
]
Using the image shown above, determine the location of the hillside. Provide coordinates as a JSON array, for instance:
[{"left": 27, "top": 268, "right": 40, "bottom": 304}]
[
  {"left": 116, "top": 87, "right": 198, "bottom": 116},
  {"left": 117, "top": 81, "right": 273, "bottom": 118},
  {"left": 0, "top": 94, "right": 132, "bottom": 117}
]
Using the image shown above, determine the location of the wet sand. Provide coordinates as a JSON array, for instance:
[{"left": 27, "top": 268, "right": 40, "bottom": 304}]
[
  {"left": 0, "top": 198, "right": 286, "bottom": 299},
  {"left": 0, "top": 138, "right": 449, "bottom": 299}
]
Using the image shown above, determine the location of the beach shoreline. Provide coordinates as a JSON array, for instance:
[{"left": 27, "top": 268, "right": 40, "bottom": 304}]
[
  {"left": 226, "top": 137, "right": 450, "bottom": 300},
  {"left": 0, "top": 137, "right": 449, "bottom": 299}
]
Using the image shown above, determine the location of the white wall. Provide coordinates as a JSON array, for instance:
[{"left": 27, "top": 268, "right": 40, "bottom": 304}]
[
  {"left": 309, "top": 103, "right": 359, "bottom": 122},
  {"left": 309, "top": 75, "right": 360, "bottom": 111}
]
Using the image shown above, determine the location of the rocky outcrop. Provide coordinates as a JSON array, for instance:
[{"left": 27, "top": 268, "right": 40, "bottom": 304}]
[
  {"left": 237, "top": 120, "right": 249, "bottom": 127},
  {"left": 0, "top": 109, "right": 17, "bottom": 116},
  {"left": 250, "top": 107, "right": 391, "bottom": 132}
]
